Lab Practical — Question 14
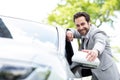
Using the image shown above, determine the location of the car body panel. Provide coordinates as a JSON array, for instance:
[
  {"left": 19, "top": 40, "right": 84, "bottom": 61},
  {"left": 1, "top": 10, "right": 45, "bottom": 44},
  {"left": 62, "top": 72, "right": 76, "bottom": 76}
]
[{"left": 0, "top": 15, "right": 76, "bottom": 80}]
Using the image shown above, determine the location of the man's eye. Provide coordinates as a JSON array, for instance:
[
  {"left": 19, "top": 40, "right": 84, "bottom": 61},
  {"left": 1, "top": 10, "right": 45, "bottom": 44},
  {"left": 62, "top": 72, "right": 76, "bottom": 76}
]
[
  {"left": 81, "top": 23, "right": 85, "bottom": 26},
  {"left": 76, "top": 24, "right": 80, "bottom": 27}
]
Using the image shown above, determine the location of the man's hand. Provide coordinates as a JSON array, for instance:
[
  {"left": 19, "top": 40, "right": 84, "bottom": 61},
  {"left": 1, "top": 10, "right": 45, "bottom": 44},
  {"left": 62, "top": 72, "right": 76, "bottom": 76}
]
[
  {"left": 66, "top": 30, "right": 74, "bottom": 41},
  {"left": 82, "top": 49, "right": 99, "bottom": 62}
]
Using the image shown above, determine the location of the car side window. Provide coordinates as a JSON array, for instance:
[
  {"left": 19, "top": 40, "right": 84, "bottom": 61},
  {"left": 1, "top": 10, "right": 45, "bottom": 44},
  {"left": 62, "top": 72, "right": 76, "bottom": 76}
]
[
  {"left": 65, "top": 39, "right": 80, "bottom": 65},
  {"left": 1, "top": 17, "right": 58, "bottom": 48},
  {"left": 65, "top": 40, "right": 74, "bottom": 65},
  {"left": 0, "top": 18, "right": 12, "bottom": 38}
]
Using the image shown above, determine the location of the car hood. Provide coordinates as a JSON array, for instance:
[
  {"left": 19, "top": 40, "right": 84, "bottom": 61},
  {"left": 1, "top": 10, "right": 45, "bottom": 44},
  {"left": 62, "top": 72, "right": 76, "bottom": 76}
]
[
  {"left": 0, "top": 38, "right": 57, "bottom": 62},
  {"left": 0, "top": 38, "right": 68, "bottom": 80}
]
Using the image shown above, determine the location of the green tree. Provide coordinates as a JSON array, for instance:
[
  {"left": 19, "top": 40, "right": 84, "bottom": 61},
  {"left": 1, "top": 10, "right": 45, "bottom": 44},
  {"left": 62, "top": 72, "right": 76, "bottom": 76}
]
[{"left": 47, "top": 0, "right": 120, "bottom": 28}]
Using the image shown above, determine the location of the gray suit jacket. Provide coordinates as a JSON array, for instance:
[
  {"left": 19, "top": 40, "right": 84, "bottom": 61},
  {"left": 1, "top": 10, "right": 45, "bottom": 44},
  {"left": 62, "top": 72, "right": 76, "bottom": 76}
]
[{"left": 71, "top": 26, "right": 120, "bottom": 80}]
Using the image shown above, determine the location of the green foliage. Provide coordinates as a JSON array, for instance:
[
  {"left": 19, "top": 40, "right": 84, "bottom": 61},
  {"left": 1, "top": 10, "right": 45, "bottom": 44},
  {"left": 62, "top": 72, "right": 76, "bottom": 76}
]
[
  {"left": 47, "top": 0, "right": 120, "bottom": 28},
  {"left": 112, "top": 46, "right": 120, "bottom": 62},
  {"left": 112, "top": 46, "right": 120, "bottom": 53}
]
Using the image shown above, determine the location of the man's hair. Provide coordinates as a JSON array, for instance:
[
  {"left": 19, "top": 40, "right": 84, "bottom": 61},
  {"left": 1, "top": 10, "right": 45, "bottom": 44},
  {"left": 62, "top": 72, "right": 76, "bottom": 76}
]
[{"left": 73, "top": 12, "right": 90, "bottom": 23}]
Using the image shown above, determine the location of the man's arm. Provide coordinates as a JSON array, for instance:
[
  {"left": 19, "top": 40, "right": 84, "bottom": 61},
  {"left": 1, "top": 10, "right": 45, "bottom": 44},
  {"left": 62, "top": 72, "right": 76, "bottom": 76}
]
[
  {"left": 92, "top": 32, "right": 107, "bottom": 55},
  {"left": 66, "top": 28, "right": 81, "bottom": 39},
  {"left": 82, "top": 32, "right": 107, "bottom": 62}
]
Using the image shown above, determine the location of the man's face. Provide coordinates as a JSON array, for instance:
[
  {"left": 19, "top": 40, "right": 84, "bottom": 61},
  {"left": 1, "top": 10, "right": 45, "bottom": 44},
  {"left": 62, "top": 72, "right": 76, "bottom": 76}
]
[{"left": 75, "top": 16, "right": 90, "bottom": 36}]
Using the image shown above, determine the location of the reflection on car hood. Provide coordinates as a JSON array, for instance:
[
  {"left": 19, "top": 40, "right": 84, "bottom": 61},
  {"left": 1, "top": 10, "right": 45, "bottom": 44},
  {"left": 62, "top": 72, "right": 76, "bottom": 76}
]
[
  {"left": 0, "top": 38, "right": 68, "bottom": 80},
  {"left": 0, "top": 38, "right": 56, "bottom": 62}
]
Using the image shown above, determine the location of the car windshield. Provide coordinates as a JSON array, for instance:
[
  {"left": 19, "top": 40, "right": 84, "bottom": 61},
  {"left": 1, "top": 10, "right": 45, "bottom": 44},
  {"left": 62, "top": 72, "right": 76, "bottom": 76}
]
[{"left": 0, "top": 16, "right": 58, "bottom": 48}]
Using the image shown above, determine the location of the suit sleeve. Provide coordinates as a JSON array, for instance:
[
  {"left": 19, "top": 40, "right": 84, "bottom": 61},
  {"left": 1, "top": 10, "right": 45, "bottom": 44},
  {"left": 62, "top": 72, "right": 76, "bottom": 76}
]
[
  {"left": 92, "top": 31, "right": 108, "bottom": 55},
  {"left": 67, "top": 28, "right": 81, "bottom": 38}
]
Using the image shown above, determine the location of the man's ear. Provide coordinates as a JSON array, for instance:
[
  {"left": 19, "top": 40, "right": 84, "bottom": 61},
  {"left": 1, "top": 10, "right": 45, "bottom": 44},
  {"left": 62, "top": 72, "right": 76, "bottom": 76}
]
[{"left": 89, "top": 22, "right": 91, "bottom": 26}]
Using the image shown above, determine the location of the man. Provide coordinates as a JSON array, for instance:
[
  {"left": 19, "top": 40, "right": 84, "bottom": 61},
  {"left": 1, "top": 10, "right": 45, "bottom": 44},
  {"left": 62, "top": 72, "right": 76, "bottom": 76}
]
[{"left": 66, "top": 12, "right": 120, "bottom": 80}]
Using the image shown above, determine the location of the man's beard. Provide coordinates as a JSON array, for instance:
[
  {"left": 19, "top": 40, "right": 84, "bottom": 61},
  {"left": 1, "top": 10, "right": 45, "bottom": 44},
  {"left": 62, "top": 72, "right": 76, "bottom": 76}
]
[{"left": 78, "top": 28, "right": 89, "bottom": 36}]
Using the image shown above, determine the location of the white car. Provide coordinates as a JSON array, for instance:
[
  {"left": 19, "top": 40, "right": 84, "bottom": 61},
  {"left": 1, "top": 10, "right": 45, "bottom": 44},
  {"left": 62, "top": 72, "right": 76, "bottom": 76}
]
[
  {"left": 0, "top": 15, "right": 75, "bottom": 80},
  {"left": 0, "top": 15, "right": 96, "bottom": 80}
]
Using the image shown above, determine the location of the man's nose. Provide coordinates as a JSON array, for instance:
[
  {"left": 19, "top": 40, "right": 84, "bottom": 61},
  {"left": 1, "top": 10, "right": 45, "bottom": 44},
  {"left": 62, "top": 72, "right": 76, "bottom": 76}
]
[{"left": 78, "top": 26, "right": 84, "bottom": 30}]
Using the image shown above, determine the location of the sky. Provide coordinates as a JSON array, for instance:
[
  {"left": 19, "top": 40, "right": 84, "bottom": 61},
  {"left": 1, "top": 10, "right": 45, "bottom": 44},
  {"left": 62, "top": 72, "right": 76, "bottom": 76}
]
[
  {"left": 0, "top": 0, "right": 59, "bottom": 22},
  {"left": 99, "top": 12, "right": 120, "bottom": 47}
]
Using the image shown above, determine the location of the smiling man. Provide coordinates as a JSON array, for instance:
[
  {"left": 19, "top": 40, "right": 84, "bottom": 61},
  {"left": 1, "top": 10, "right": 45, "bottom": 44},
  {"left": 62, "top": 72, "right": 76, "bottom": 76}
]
[{"left": 66, "top": 12, "right": 120, "bottom": 80}]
